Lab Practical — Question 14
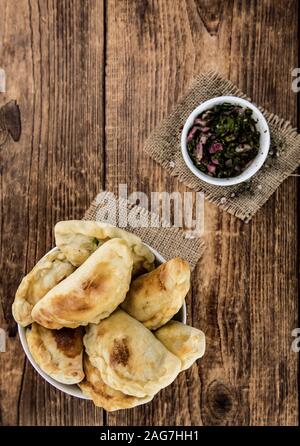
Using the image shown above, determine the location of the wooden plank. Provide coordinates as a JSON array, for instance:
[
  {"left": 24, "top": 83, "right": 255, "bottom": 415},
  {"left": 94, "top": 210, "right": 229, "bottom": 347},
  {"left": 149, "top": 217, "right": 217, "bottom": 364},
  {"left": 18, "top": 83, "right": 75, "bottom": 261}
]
[
  {"left": 0, "top": 0, "right": 105, "bottom": 425},
  {"left": 104, "top": 0, "right": 298, "bottom": 426},
  {"left": 0, "top": 0, "right": 298, "bottom": 426},
  {"left": 240, "top": 1, "right": 299, "bottom": 425}
]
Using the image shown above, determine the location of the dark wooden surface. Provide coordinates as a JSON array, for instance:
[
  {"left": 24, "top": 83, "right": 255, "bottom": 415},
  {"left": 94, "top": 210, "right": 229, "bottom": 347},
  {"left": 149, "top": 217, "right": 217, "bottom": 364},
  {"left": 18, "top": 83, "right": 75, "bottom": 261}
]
[{"left": 0, "top": 0, "right": 298, "bottom": 426}]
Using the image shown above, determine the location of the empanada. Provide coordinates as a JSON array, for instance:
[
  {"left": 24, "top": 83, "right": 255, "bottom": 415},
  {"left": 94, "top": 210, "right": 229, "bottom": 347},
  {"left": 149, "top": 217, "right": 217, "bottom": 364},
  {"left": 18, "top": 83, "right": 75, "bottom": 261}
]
[
  {"left": 155, "top": 321, "right": 205, "bottom": 370},
  {"left": 12, "top": 250, "right": 75, "bottom": 327},
  {"left": 121, "top": 258, "right": 190, "bottom": 330},
  {"left": 54, "top": 220, "right": 155, "bottom": 275},
  {"left": 26, "top": 323, "right": 84, "bottom": 384},
  {"left": 79, "top": 355, "right": 154, "bottom": 411},
  {"left": 84, "top": 309, "right": 181, "bottom": 398},
  {"left": 31, "top": 239, "right": 133, "bottom": 329}
]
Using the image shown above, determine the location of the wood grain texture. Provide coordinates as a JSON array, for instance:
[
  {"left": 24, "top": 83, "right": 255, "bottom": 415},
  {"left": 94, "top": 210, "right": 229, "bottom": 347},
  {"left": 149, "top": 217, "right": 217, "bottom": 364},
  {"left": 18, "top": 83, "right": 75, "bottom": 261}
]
[
  {"left": 0, "top": 0, "right": 299, "bottom": 426},
  {"left": 0, "top": 0, "right": 105, "bottom": 425},
  {"left": 104, "top": 0, "right": 299, "bottom": 426}
]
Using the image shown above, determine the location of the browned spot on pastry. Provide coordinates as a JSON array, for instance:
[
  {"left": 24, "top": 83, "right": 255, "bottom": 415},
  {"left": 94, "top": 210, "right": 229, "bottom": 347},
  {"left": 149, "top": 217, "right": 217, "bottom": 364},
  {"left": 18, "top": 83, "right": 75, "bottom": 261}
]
[
  {"left": 96, "top": 327, "right": 106, "bottom": 338},
  {"left": 53, "top": 327, "right": 84, "bottom": 358},
  {"left": 110, "top": 337, "right": 130, "bottom": 367},
  {"left": 123, "top": 393, "right": 136, "bottom": 401},
  {"left": 81, "top": 275, "right": 105, "bottom": 291},
  {"left": 54, "top": 296, "right": 92, "bottom": 312},
  {"left": 82, "top": 279, "right": 97, "bottom": 290},
  {"left": 71, "top": 302, "right": 92, "bottom": 311}
]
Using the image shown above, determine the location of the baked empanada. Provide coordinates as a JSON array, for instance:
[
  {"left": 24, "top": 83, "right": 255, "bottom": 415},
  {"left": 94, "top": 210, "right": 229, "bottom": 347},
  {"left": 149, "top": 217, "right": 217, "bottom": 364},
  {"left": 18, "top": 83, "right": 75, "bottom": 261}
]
[
  {"left": 84, "top": 309, "right": 181, "bottom": 398},
  {"left": 26, "top": 323, "right": 84, "bottom": 384},
  {"left": 12, "top": 250, "right": 75, "bottom": 327},
  {"left": 155, "top": 321, "right": 205, "bottom": 370},
  {"left": 121, "top": 257, "right": 190, "bottom": 330},
  {"left": 31, "top": 239, "right": 133, "bottom": 329},
  {"left": 54, "top": 220, "right": 155, "bottom": 275},
  {"left": 79, "top": 354, "right": 154, "bottom": 411}
]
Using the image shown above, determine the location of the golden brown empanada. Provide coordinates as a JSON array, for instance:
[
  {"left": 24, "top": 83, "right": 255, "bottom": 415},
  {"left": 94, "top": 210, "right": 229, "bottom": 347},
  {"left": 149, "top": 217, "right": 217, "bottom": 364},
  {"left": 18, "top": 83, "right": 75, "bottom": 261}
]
[
  {"left": 121, "top": 258, "right": 190, "bottom": 330},
  {"left": 12, "top": 250, "right": 75, "bottom": 327},
  {"left": 31, "top": 239, "right": 133, "bottom": 329},
  {"left": 54, "top": 220, "right": 155, "bottom": 275},
  {"left": 84, "top": 309, "right": 181, "bottom": 398},
  {"left": 155, "top": 321, "right": 205, "bottom": 370},
  {"left": 79, "top": 355, "right": 154, "bottom": 411},
  {"left": 26, "top": 323, "right": 84, "bottom": 384}
]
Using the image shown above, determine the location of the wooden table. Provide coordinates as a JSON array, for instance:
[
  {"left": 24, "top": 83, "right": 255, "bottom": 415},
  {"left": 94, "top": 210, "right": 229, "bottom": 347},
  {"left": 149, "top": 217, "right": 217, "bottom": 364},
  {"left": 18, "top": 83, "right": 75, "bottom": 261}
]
[{"left": 0, "top": 0, "right": 298, "bottom": 426}]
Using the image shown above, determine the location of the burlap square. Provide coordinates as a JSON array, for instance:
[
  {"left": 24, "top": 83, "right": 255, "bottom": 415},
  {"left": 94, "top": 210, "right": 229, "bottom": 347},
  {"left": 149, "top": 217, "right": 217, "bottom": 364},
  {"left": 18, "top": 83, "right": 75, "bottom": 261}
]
[
  {"left": 144, "top": 72, "right": 300, "bottom": 222},
  {"left": 84, "top": 191, "right": 204, "bottom": 270}
]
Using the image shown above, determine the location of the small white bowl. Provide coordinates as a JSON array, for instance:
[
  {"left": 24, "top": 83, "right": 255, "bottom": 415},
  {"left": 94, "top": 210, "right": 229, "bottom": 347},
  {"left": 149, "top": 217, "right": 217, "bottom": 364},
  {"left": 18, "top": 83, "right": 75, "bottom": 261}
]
[
  {"left": 18, "top": 245, "right": 187, "bottom": 400},
  {"left": 181, "top": 96, "right": 270, "bottom": 186}
]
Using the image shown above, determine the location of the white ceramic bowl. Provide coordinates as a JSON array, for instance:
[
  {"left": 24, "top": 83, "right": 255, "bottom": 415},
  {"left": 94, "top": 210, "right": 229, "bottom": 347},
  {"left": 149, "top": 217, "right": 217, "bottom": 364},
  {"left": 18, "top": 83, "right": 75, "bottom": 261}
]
[
  {"left": 18, "top": 245, "right": 187, "bottom": 399},
  {"left": 181, "top": 95, "right": 270, "bottom": 186}
]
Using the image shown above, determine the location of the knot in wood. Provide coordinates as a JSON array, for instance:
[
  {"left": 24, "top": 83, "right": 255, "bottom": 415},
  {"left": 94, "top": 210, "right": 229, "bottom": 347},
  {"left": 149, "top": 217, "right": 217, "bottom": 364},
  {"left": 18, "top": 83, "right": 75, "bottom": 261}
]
[{"left": 207, "top": 380, "right": 237, "bottom": 421}]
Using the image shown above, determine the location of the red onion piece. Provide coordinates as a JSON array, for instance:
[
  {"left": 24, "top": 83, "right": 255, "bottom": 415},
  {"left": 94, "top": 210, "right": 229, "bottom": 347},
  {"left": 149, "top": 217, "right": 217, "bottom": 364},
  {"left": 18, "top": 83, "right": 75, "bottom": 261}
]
[
  {"left": 200, "top": 135, "right": 207, "bottom": 145},
  {"left": 195, "top": 142, "right": 203, "bottom": 160},
  {"left": 194, "top": 118, "right": 206, "bottom": 126},
  {"left": 207, "top": 163, "right": 216, "bottom": 174},
  {"left": 186, "top": 126, "right": 200, "bottom": 142},
  {"left": 209, "top": 142, "right": 223, "bottom": 154}
]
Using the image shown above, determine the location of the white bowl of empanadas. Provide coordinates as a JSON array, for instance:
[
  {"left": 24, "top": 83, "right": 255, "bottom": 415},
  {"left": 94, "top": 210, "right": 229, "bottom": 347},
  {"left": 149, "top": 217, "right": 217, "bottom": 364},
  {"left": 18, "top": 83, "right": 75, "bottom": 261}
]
[{"left": 13, "top": 221, "right": 205, "bottom": 411}]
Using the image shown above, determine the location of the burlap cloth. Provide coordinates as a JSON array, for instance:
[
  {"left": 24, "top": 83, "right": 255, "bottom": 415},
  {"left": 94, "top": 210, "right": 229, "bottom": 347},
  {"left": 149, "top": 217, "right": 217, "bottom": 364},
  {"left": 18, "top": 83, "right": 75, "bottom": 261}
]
[
  {"left": 144, "top": 71, "right": 300, "bottom": 222},
  {"left": 84, "top": 191, "right": 204, "bottom": 270}
]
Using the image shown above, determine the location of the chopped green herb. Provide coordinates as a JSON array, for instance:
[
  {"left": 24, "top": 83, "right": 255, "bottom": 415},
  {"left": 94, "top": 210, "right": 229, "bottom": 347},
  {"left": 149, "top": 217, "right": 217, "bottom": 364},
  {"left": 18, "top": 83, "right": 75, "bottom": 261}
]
[{"left": 186, "top": 103, "right": 260, "bottom": 178}]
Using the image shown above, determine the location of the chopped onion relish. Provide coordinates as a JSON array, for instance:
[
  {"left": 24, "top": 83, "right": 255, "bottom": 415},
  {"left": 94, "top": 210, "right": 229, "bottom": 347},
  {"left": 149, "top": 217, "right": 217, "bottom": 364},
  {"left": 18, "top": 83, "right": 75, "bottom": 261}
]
[{"left": 186, "top": 103, "right": 260, "bottom": 178}]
